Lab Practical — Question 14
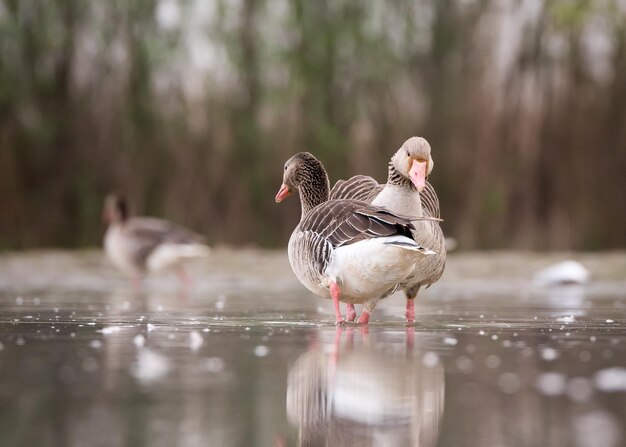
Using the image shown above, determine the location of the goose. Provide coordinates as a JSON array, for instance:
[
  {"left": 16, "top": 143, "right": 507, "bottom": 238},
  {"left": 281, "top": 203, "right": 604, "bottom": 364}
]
[
  {"left": 102, "top": 194, "right": 210, "bottom": 287},
  {"left": 330, "top": 137, "right": 446, "bottom": 322},
  {"left": 275, "top": 152, "right": 436, "bottom": 324}
]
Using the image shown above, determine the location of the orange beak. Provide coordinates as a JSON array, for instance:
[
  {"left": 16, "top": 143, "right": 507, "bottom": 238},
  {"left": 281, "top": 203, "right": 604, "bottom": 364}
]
[
  {"left": 275, "top": 183, "right": 292, "bottom": 203},
  {"left": 409, "top": 159, "right": 428, "bottom": 192}
]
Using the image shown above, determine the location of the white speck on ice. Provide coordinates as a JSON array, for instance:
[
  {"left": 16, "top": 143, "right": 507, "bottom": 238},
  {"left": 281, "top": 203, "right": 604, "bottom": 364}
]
[
  {"left": 541, "top": 347, "right": 559, "bottom": 361},
  {"left": 122, "top": 301, "right": 130, "bottom": 310},
  {"left": 557, "top": 315, "right": 576, "bottom": 323},
  {"left": 190, "top": 331, "right": 204, "bottom": 351},
  {"left": 535, "top": 372, "right": 566, "bottom": 396},
  {"left": 100, "top": 326, "right": 121, "bottom": 335},
  {"left": 533, "top": 260, "right": 590, "bottom": 285},
  {"left": 443, "top": 337, "right": 458, "bottom": 345},
  {"left": 491, "top": 335, "right": 499, "bottom": 341},
  {"left": 606, "top": 319, "right": 614, "bottom": 323},
  {"left": 422, "top": 351, "right": 440, "bottom": 367},
  {"left": 147, "top": 324, "right": 156, "bottom": 333},
  {"left": 16, "top": 296, "right": 23, "bottom": 305},
  {"left": 133, "top": 334, "right": 145, "bottom": 348},
  {"left": 131, "top": 349, "right": 170, "bottom": 382},
  {"left": 594, "top": 367, "right": 626, "bottom": 392},
  {"left": 254, "top": 345, "right": 269, "bottom": 357},
  {"left": 479, "top": 330, "right": 485, "bottom": 336},
  {"left": 89, "top": 340, "right": 102, "bottom": 349}
]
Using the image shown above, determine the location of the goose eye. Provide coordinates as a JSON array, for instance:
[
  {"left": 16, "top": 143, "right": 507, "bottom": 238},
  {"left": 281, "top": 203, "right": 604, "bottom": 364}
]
[{"left": 284, "top": 165, "right": 287, "bottom": 171}]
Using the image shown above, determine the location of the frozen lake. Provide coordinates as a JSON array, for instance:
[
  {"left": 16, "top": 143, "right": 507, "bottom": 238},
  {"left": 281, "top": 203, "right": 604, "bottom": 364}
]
[{"left": 0, "top": 250, "right": 625, "bottom": 446}]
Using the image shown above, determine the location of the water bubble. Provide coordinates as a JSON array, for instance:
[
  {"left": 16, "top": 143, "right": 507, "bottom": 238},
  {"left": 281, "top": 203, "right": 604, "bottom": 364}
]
[
  {"left": 594, "top": 367, "right": 626, "bottom": 392},
  {"left": 147, "top": 324, "right": 156, "bottom": 333},
  {"left": 203, "top": 357, "right": 224, "bottom": 373},
  {"left": 456, "top": 356, "right": 474, "bottom": 373},
  {"left": 540, "top": 347, "right": 559, "bottom": 361},
  {"left": 535, "top": 372, "right": 566, "bottom": 396},
  {"left": 590, "top": 336, "right": 596, "bottom": 342},
  {"left": 567, "top": 377, "right": 593, "bottom": 402},
  {"left": 605, "top": 319, "right": 614, "bottom": 323},
  {"left": 486, "top": 355, "right": 501, "bottom": 369},
  {"left": 254, "top": 345, "right": 269, "bottom": 357},
  {"left": 443, "top": 337, "right": 458, "bottom": 346},
  {"left": 131, "top": 349, "right": 170, "bottom": 382},
  {"left": 133, "top": 334, "right": 145, "bottom": 348},
  {"left": 190, "top": 331, "right": 204, "bottom": 351},
  {"left": 573, "top": 410, "right": 622, "bottom": 447},
  {"left": 82, "top": 357, "right": 98, "bottom": 373},
  {"left": 579, "top": 351, "right": 591, "bottom": 362},
  {"left": 491, "top": 335, "right": 499, "bottom": 341},
  {"left": 422, "top": 352, "right": 440, "bottom": 367},
  {"left": 16, "top": 338, "right": 25, "bottom": 346},
  {"left": 0, "top": 342, "right": 4, "bottom": 351},
  {"left": 479, "top": 330, "right": 485, "bottom": 336},
  {"left": 498, "top": 372, "right": 521, "bottom": 394},
  {"left": 16, "top": 296, "right": 23, "bottom": 305},
  {"left": 89, "top": 340, "right": 102, "bottom": 349}
]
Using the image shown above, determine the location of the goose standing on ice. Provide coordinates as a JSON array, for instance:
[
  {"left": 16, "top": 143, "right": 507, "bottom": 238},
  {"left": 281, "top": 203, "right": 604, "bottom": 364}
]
[
  {"left": 102, "top": 194, "right": 210, "bottom": 288},
  {"left": 330, "top": 137, "right": 446, "bottom": 322},
  {"left": 275, "top": 152, "right": 436, "bottom": 324}
]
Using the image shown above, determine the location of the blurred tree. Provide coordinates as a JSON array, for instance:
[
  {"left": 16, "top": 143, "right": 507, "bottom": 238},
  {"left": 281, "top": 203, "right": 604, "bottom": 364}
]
[{"left": 0, "top": 0, "right": 624, "bottom": 250}]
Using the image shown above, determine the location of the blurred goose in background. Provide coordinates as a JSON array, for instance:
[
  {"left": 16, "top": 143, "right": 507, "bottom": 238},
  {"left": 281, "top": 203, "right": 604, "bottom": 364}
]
[
  {"left": 330, "top": 137, "right": 446, "bottom": 322},
  {"left": 102, "top": 194, "right": 210, "bottom": 288},
  {"left": 275, "top": 152, "right": 436, "bottom": 324}
]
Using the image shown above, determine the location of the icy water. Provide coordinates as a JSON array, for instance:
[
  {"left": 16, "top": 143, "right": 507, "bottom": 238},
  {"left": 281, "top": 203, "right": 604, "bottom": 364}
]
[{"left": 0, "top": 250, "right": 625, "bottom": 447}]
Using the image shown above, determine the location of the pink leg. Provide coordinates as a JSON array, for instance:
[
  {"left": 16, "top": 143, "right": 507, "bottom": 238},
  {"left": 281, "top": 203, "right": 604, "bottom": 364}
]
[
  {"left": 406, "top": 298, "right": 415, "bottom": 323},
  {"left": 405, "top": 286, "right": 420, "bottom": 323},
  {"left": 406, "top": 327, "right": 415, "bottom": 350},
  {"left": 330, "top": 281, "right": 345, "bottom": 324},
  {"left": 357, "top": 310, "right": 370, "bottom": 325},
  {"left": 346, "top": 304, "right": 357, "bottom": 322}
]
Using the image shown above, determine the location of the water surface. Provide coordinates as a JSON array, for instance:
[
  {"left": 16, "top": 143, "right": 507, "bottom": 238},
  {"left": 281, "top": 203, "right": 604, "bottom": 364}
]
[{"left": 0, "top": 250, "right": 625, "bottom": 446}]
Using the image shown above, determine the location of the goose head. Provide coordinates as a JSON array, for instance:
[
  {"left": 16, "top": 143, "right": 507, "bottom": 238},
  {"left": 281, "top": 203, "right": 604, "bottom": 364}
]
[
  {"left": 390, "top": 137, "right": 434, "bottom": 192},
  {"left": 275, "top": 152, "right": 330, "bottom": 211},
  {"left": 102, "top": 194, "right": 129, "bottom": 224}
]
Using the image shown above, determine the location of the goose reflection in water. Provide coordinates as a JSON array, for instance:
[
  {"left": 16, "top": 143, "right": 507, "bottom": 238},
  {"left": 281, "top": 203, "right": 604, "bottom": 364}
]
[{"left": 286, "top": 328, "right": 445, "bottom": 447}]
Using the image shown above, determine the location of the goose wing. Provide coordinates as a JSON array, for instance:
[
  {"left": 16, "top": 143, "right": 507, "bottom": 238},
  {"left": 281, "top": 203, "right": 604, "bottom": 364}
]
[
  {"left": 300, "top": 200, "right": 418, "bottom": 249},
  {"left": 330, "top": 175, "right": 383, "bottom": 202},
  {"left": 122, "top": 217, "right": 206, "bottom": 265}
]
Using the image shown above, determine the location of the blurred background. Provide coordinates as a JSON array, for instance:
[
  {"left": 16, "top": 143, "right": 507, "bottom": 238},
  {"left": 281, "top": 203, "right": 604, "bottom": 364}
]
[{"left": 1, "top": 0, "right": 625, "bottom": 251}]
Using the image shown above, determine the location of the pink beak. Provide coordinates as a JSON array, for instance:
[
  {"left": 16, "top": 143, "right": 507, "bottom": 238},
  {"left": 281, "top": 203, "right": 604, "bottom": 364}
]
[
  {"left": 409, "top": 159, "right": 428, "bottom": 192},
  {"left": 275, "top": 183, "right": 292, "bottom": 203}
]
